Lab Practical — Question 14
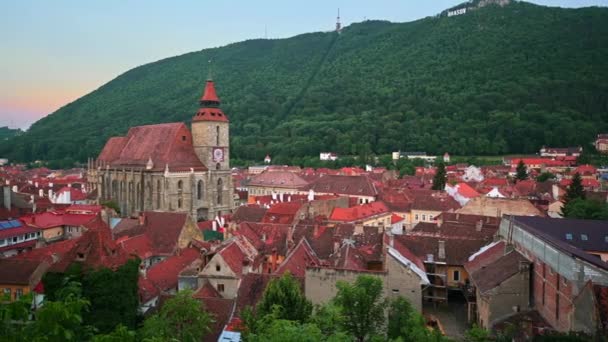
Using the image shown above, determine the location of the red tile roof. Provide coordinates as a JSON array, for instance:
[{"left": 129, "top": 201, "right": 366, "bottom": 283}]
[
  {"left": 310, "top": 175, "right": 378, "bottom": 197},
  {"left": 394, "top": 234, "right": 489, "bottom": 266},
  {"left": 391, "top": 214, "right": 405, "bottom": 224},
  {"left": 193, "top": 280, "right": 222, "bottom": 299},
  {"left": 454, "top": 182, "right": 481, "bottom": 199},
  {"left": 218, "top": 242, "right": 246, "bottom": 275},
  {"left": 0, "top": 259, "right": 47, "bottom": 285},
  {"left": 249, "top": 171, "right": 310, "bottom": 189},
  {"left": 261, "top": 202, "right": 302, "bottom": 224},
  {"left": 470, "top": 250, "right": 529, "bottom": 294},
  {"left": 275, "top": 239, "right": 320, "bottom": 277},
  {"left": 201, "top": 79, "right": 220, "bottom": 103},
  {"left": 0, "top": 219, "right": 39, "bottom": 240},
  {"left": 114, "top": 212, "right": 189, "bottom": 256},
  {"left": 463, "top": 241, "right": 506, "bottom": 275},
  {"left": 97, "top": 123, "right": 207, "bottom": 172},
  {"left": 56, "top": 186, "right": 87, "bottom": 201},
  {"left": 11, "top": 238, "right": 78, "bottom": 264},
  {"left": 146, "top": 248, "right": 200, "bottom": 292},
  {"left": 330, "top": 201, "right": 389, "bottom": 222}
]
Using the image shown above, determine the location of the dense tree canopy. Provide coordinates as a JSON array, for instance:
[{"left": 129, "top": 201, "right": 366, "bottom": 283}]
[{"left": 2, "top": 2, "right": 608, "bottom": 166}]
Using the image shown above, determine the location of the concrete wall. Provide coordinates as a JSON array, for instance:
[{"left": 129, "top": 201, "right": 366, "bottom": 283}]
[
  {"left": 305, "top": 255, "right": 424, "bottom": 312},
  {"left": 385, "top": 251, "right": 424, "bottom": 312},
  {"left": 305, "top": 267, "right": 387, "bottom": 306},
  {"left": 478, "top": 269, "right": 530, "bottom": 329}
]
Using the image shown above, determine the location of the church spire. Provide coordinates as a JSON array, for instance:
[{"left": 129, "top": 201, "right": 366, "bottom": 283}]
[
  {"left": 200, "top": 79, "right": 220, "bottom": 107},
  {"left": 193, "top": 79, "right": 229, "bottom": 122}
]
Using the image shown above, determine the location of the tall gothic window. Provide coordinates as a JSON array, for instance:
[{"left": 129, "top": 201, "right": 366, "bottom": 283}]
[
  {"left": 216, "top": 126, "right": 220, "bottom": 146},
  {"left": 197, "top": 180, "right": 203, "bottom": 200},
  {"left": 177, "top": 180, "right": 183, "bottom": 208},
  {"left": 156, "top": 180, "right": 161, "bottom": 209},
  {"left": 217, "top": 178, "right": 223, "bottom": 205}
]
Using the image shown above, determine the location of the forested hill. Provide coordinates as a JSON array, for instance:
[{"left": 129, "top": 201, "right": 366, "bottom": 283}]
[{"left": 3, "top": 1, "right": 608, "bottom": 165}]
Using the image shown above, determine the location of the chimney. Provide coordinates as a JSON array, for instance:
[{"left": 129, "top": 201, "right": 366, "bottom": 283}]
[
  {"left": 355, "top": 221, "right": 363, "bottom": 234},
  {"left": 212, "top": 221, "right": 217, "bottom": 231},
  {"left": 476, "top": 220, "right": 483, "bottom": 231},
  {"left": 389, "top": 234, "right": 394, "bottom": 247},
  {"left": 271, "top": 248, "right": 278, "bottom": 272},
  {"left": 48, "top": 189, "right": 53, "bottom": 199},
  {"left": 333, "top": 241, "right": 340, "bottom": 254},
  {"left": 436, "top": 217, "right": 443, "bottom": 228},
  {"left": 313, "top": 224, "right": 319, "bottom": 237},
  {"left": 35, "top": 182, "right": 38, "bottom": 188},
  {"left": 438, "top": 240, "right": 446, "bottom": 260},
  {"left": 552, "top": 184, "right": 560, "bottom": 201},
  {"left": 138, "top": 212, "right": 146, "bottom": 226},
  {"left": 456, "top": 213, "right": 460, "bottom": 220},
  {"left": 3, "top": 185, "right": 10, "bottom": 210},
  {"left": 38, "top": 189, "right": 44, "bottom": 198}
]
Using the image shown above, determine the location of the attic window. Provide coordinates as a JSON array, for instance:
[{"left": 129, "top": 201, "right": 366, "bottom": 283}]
[
  {"left": 211, "top": 112, "right": 216, "bottom": 116},
  {"left": 77, "top": 253, "right": 85, "bottom": 260},
  {"left": 216, "top": 264, "right": 221, "bottom": 272},
  {"left": 565, "top": 233, "right": 573, "bottom": 240},
  {"left": 581, "top": 234, "right": 588, "bottom": 241},
  {"left": 182, "top": 136, "right": 186, "bottom": 142}
]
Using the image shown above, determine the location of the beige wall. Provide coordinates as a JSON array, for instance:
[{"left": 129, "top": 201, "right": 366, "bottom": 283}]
[
  {"left": 199, "top": 254, "right": 240, "bottom": 299},
  {"left": 177, "top": 216, "right": 204, "bottom": 250},
  {"left": 305, "top": 267, "right": 387, "bottom": 306},
  {"left": 42, "top": 226, "right": 64, "bottom": 242},
  {"left": 410, "top": 209, "right": 441, "bottom": 227},
  {"left": 385, "top": 251, "right": 424, "bottom": 312},
  {"left": 305, "top": 251, "right": 424, "bottom": 312}
]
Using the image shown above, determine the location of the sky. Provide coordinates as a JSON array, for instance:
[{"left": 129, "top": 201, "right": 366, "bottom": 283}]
[{"left": 1, "top": 0, "right": 607, "bottom": 130}]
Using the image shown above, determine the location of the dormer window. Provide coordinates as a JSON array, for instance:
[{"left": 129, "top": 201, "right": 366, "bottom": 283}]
[
  {"left": 77, "top": 253, "right": 85, "bottom": 260},
  {"left": 181, "top": 135, "right": 186, "bottom": 142}
]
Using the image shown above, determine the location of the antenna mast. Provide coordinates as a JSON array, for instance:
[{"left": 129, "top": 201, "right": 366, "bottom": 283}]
[{"left": 336, "top": 8, "right": 342, "bottom": 33}]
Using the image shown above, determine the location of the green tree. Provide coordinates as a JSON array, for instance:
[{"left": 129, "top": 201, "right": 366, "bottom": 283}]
[
  {"left": 0, "top": 293, "right": 32, "bottom": 340},
  {"left": 256, "top": 272, "right": 312, "bottom": 323},
  {"left": 515, "top": 160, "right": 528, "bottom": 181},
  {"left": 432, "top": 162, "right": 447, "bottom": 190},
  {"left": 333, "top": 275, "right": 386, "bottom": 342},
  {"left": 26, "top": 281, "right": 94, "bottom": 342},
  {"left": 81, "top": 258, "right": 140, "bottom": 332},
  {"left": 91, "top": 325, "right": 137, "bottom": 342},
  {"left": 248, "top": 318, "right": 324, "bottom": 342},
  {"left": 563, "top": 173, "right": 585, "bottom": 204},
  {"left": 561, "top": 198, "right": 608, "bottom": 220},
  {"left": 536, "top": 172, "right": 555, "bottom": 182},
  {"left": 464, "top": 324, "right": 492, "bottom": 342},
  {"left": 561, "top": 172, "right": 586, "bottom": 217},
  {"left": 311, "top": 303, "right": 348, "bottom": 338},
  {"left": 388, "top": 296, "right": 444, "bottom": 341},
  {"left": 140, "top": 290, "right": 211, "bottom": 342}
]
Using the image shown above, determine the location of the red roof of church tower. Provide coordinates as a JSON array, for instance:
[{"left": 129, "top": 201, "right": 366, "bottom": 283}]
[
  {"left": 200, "top": 80, "right": 220, "bottom": 103},
  {"left": 193, "top": 79, "right": 229, "bottom": 123}
]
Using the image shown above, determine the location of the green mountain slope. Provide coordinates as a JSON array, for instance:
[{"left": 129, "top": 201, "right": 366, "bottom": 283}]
[{"left": 3, "top": 1, "right": 608, "bottom": 164}]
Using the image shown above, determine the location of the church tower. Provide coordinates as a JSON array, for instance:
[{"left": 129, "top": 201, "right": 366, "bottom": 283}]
[
  {"left": 192, "top": 79, "right": 233, "bottom": 218},
  {"left": 192, "top": 79, "right": 230, "bottom": 171}
]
